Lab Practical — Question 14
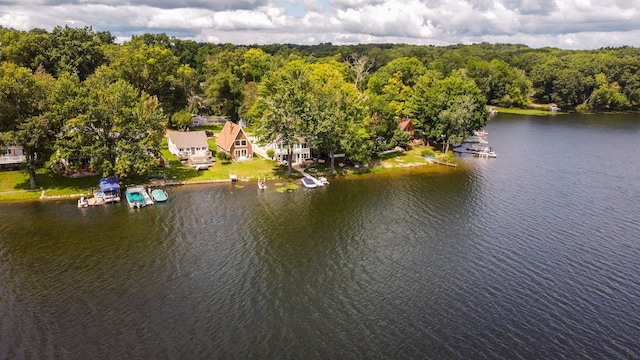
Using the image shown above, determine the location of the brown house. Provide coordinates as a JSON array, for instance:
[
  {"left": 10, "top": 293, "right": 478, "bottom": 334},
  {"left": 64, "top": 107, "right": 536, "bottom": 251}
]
[
  {"left": 398, "top": 118, "right": 415, "bottom": 137},
  {"left": 216, "top": 121, "right": 253, "bottom": 161}
]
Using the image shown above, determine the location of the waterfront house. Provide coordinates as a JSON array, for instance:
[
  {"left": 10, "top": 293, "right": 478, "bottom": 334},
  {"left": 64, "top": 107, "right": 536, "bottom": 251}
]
[
  {"left": 0, "top": 145, "right": 25, "bottom": 171},
  {"left": 263, "top": 136, "right": 311, "bottom": 165},
  {"left": 167, "top": 130, "right": 213, "bottom": 169},
  {"left": 216, "top": 121, "right": 253, "bottom": 161}
]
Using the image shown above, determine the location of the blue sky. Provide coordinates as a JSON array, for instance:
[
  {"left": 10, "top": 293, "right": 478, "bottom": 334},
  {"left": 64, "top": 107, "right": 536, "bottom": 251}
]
[{"left": 2, "top": 0, "right": 640, "bottom": 49}]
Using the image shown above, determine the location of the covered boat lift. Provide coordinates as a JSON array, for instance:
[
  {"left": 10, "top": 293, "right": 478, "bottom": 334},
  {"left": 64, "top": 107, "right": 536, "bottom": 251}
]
[{"left": 98, "top": 177, "right": 121, "bottom": 203}]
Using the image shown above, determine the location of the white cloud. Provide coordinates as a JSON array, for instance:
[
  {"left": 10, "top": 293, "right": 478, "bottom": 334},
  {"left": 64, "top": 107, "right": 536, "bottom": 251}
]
[{"left": 1, "top": 0, "right": 640, "bottom": 48}]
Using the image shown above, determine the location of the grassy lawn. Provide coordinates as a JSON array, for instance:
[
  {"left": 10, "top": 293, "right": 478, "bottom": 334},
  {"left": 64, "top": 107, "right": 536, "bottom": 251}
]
[
  {"left": 0, "top": 168, "right": 100, "bottom": 201},
  {"left": 494, "top": 105, "right": 562, "bottom": 116}
]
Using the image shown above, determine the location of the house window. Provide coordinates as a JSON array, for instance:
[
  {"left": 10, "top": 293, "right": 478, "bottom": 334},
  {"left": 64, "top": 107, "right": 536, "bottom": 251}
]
[
  {"left": 301, "top": 143, "right": 308, "bottom": 148},
  {"left": 4, "top": 149, "right": 11, "bottom": 155},
  {"left": 235, "top": 140, "right": 247, "bottom": 146},
  {"left": 302, "top": 153, "right": 309, "bottom": 159},
  {"left": 235, "top": 149, "right": 248, "bottom": 158}
]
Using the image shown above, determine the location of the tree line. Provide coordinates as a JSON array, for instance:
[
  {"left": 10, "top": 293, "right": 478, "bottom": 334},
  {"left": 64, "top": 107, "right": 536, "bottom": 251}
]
[{"left": 1, "top": 26, "right": 639, "bottom": 186}]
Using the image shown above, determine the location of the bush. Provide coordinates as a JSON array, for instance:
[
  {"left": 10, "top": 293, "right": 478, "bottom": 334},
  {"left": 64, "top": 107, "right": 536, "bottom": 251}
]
[
  {"left": 421, "top": 148, "right": 435, "bottom": 157},
  {"left": 217, "top": 152, "right": 230, "bottom": 161},
  {"left": 266, "top": 148, "right": 276, "bottom": 160}
]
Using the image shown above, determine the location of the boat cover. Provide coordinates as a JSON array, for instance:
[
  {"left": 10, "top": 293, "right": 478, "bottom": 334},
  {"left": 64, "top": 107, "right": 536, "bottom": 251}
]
[{"left": 99, "top": 177, "right": 121, "bottom": 192}]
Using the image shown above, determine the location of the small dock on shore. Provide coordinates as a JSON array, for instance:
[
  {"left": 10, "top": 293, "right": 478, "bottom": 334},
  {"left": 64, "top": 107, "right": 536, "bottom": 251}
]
[{"left": 432, "top": 159, "right": 458, "bottom": 167}]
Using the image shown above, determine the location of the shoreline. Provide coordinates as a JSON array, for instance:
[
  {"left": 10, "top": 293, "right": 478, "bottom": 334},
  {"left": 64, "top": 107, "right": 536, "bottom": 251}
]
[{"left": 2, "top": 157, "right": 461, "bottom": 203}]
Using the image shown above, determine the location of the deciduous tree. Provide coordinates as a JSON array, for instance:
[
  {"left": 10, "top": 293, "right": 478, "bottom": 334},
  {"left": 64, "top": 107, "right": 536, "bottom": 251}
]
[
  {"left": 56, "top": 72, "right": 166, "bottom": 179},
  {"left": 250, "top": 60, "right": 314, "bottom": 176}
]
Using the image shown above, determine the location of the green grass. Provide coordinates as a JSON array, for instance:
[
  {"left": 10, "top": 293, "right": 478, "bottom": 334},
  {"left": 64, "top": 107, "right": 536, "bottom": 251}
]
[
  {"left": 494, "top": 105, "right": 561, "bottom": 116},
  {"left": 0, "top": 167, "right": 100, "bottom": 201}
]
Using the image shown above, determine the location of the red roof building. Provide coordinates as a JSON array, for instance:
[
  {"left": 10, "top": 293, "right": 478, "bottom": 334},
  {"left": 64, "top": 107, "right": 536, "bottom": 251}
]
[{"left": 216, "top": 121, "right": 253, "bottom": 161}]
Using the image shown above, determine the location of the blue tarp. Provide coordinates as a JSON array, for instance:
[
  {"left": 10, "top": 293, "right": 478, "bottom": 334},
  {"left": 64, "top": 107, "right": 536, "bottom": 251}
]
[{"left": 99, "top": 177, "right": 120, "bottom": 193}]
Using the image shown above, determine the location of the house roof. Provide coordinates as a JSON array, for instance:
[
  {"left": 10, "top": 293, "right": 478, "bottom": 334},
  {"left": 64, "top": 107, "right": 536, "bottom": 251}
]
[
  {"left": 399, "top": 118, "right": 413, "bottom": 131},
  {"left": 167, "top": 131, "right": 209, "bottom": 148},
  {"left": 216, "top": 121, "right": 247, "bottom": 151}
]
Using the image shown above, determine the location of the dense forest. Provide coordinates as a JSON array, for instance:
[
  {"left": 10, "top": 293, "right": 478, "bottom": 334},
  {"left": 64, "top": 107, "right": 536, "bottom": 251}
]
[{"left": 2, "top": 26, "right": 640, "bottom": 185}]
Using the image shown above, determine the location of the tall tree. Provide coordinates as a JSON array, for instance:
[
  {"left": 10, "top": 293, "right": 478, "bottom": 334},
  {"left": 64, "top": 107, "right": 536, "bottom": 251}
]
[
  {"left": 104, "top": 38, "right": 185, "bottom": 114},
  {"left": 407, "top": 70, "right": 489, "bottom": 153},
  {"left": 0, "top": 62, "right": 54, "bottom": 188},
  {"left": 366, "top": 57, "right": 427, "bottom": 95},
  {"left": 307, "top": 62, "right": 367, "bottom": 170},
  {"left": 203, "top": 48, "right": 246, "bottom": 120},
  {"left": 347, "top": 53, "right": 374, "bottom": 91},
  {"left": 49, "top": 25, "right": 113, "bottom": 80},
  {"left": 250, "top": 60, "right": 314, "bottom": 176},
  {"left": 586, "top": 73, "right": 629, "bottom": 111},
  {"left": 56, "top": 71, "right": 166, "bottom": 179}
]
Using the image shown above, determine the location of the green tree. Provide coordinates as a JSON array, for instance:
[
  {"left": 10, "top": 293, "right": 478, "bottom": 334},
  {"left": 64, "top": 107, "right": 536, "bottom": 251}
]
[
  {"left": 0, "top": 63, "right": 55, "bottom": 188},
  {"left": 104, "top": 38, "right": 186, "bottom": 114},
  {"left": 0, "top": 28, "right": 52, "bottom": 72},
  {"left": 250, "top": 60, "right": 314, "bottom": 176},
  {"left": 171, "top": 109, "right": 193, "bottom": 130},
  {"left": 0, "top": 62, "right": 43, "bottom": 130},
  {"left": 240, "top": 48, "right": 271, "bottom": 83},
  {"left": 203, "top": 48, "right": 245, "bottom": 120},
  {"left": 48, "top": 25, "right": 112, "bottom": 80},
  {"left": 366, "top": 57, "right": 427, "bottom": 95},
  {"left": 467, "top": 59, "right": 531, "bottom": 108},
  {"left": 407, "top": 70, "right": 489, "bottom": 153},
  {"left": 307, "top": 62, "right": 367, "bottom": 170},
  {"left": 586, "top": 73, "right": 629, "bottom": 111},
  {"left": 56, "top": 72, "right": 167, "bottom": 179},
  {"left": 390, "top": 129, "right": 411, "bottom": 150}
]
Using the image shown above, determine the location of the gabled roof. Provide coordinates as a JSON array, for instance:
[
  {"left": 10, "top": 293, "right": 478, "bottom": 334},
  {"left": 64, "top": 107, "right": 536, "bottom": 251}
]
[
  {"left": 216, "top": 121, "right": 247, "bottom": 151},
  {"left": 399, "top": 118, "right": 413, "bottom": 132},
  {"left": 167, "top": 131, "right": 208, "bottom": 148}
]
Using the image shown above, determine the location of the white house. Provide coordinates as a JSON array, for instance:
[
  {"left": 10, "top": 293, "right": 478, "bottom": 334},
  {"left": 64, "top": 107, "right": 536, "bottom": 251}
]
[
  {"left": 264, "top": 136, "right": 311, "bottom": 165},
  {"left": 167, "top": 131, "right": 213, "bottom": 168},
  {"left": 0, "top": 145, "right": 25, "bottom": 170}
]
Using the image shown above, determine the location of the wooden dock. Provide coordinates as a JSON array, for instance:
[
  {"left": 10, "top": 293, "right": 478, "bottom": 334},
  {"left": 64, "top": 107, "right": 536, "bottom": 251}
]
[{"left": 432, "top": 159, "right": 459, "bottom": 167}]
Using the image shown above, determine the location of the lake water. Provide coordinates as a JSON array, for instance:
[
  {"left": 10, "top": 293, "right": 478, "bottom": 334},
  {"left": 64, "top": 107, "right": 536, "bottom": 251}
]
[{"left": 1, "top": 113, "right": 639, "bottom": 359}]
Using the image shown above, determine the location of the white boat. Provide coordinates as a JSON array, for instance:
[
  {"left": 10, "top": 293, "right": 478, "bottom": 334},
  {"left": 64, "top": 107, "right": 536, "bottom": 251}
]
[
  {"left": 319, "top": 177, "right": 329, "bottom": 185},
  {"left": 464, "top": 136, "right": 489, "bottom": 144},
  {"left": 77, "top": 196, "right": 88, "bottom": 208},
  {"left": 125, "top": 185, "right": 154, "bottom": 208},
  {"left": 301, "top": 177, "right": 317, "bottom": 188},
  {"left": 258, "top": 177, "right": 267, "bottom": 190},
  {"left": 474, "top": 150, "right": 497, "bottom": 158}
]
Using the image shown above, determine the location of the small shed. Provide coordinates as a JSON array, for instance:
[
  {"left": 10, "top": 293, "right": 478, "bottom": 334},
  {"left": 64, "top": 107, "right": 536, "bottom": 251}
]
[{"left": 398, "top": 118, "right": 415, "bottom": 137}]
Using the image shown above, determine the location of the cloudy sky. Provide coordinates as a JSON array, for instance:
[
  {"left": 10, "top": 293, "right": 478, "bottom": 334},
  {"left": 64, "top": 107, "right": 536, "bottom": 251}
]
[{"left": 2, "top": 0, "right": 640, "bottom": 49}]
